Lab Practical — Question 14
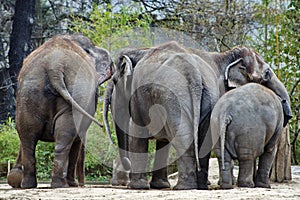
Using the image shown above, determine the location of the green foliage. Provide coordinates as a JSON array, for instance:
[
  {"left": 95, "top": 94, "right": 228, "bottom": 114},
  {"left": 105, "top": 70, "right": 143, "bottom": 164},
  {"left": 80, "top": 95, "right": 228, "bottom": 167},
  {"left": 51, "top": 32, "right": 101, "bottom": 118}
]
[
  {"left": 35, "top": 142, "right": 54, "bottom": 181},
  {"left": 69, "top": 2, "right": 153, "bottom": 52},
  {"left": 0, "top": 118, "right": 19, "bottom": 164}
]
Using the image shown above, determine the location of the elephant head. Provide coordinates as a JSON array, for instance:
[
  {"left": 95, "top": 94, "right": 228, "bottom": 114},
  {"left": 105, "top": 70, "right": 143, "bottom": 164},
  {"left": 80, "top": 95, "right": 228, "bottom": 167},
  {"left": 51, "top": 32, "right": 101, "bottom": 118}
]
[
  {"left": 69, "top": 34, "right": 114, "bottom": 85},
  {"left": 221, "top": 47, "right": 292, "bottom": 126}
]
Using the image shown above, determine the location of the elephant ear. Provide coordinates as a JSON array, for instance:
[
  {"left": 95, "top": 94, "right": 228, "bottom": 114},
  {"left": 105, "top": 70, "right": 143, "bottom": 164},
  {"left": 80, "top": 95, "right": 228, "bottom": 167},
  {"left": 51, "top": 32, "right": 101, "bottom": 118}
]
[
  {"left": 120, "top": 55, "right": 133, "bottom": 76},
  {"left": 224, "top": 58, "right": 249, "bottom": 88}
]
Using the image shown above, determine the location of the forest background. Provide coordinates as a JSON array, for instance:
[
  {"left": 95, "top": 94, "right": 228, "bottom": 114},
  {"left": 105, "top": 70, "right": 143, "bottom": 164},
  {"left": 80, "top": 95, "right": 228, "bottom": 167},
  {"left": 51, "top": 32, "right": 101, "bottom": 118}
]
[{"left": 0, "top": 0, "right": 299, "bottom": 182}]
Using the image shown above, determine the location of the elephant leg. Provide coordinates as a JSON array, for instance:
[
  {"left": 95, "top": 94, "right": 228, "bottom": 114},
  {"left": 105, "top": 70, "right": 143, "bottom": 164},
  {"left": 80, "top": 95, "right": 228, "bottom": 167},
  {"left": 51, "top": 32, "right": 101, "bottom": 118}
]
[
  {"left": 174, "top": 152, "right": 198, "bottom": 190},
  {"left": 128, "top": 133, "right": 150, "bottom": 189},
  {"left": 20, "top": 139, "right": 38, "bottom": 188},
  {"left": 51, "top": 114, "right": 76, "bottom": 188},
  {"left": 237, "top": 159, "right": 255, "bottom": 188},
  {"left": 76, "top": 142, "right": 85, "bottom": 187},
  {"left": 150, "top": 140, "right": 171, "bottom": 189},
  {"left": 197, "top": 152, "right": 210, "bottom": 190},
  {"left": 51, "top": 134, "right": 74, "bottom": 188},
  {"left": 7, "top": 144, "right": 23, "bottom": 188},
  {"left": 255, "top": 146, "right": 277, "bottom": 188},
  {"left": 172, "top": 132, "right": 198, "bottom": 190},
  {"left": 66, "top": 137, "right": 82, "bottom": 187},
  {"left": 217, "top": 149, "right": 234, "bottom": 189}
]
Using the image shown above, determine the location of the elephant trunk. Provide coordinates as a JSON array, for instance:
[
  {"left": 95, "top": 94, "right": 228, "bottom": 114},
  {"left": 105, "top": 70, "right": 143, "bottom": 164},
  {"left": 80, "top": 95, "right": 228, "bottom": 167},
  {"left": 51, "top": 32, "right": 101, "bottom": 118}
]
[
  {"left": 103, "top": 79, "right": 131, "bottom": 171},
  {"left": 103, "top": 80, "right": 114, "bottom": 137},
  {"left": 262, "top": 71, "right": 292, "bottom": 126}
]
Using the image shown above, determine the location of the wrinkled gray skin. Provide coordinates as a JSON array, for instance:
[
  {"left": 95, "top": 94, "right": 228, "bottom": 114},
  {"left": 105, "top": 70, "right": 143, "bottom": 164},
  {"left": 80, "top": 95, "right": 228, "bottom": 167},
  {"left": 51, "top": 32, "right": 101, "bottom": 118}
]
[
  {"left": 103, "top": 41, "right": 292, "bottom": 190},
  {"left": 212, "top": 83, "right": 290, "bottom": 189},
  {"left": 7, "top": 34, "right": 114, "bottom": 189}
]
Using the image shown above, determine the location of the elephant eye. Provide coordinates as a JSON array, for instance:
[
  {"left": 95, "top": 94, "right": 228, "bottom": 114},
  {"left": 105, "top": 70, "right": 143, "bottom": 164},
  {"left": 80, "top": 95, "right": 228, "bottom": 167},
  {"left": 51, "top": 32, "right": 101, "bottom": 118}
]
[
  {"left": 262, "top": 68, "right": 271, "bottom": 81},
  {"left": 265, "top": 68, "right": 271, "bottom": 77}
]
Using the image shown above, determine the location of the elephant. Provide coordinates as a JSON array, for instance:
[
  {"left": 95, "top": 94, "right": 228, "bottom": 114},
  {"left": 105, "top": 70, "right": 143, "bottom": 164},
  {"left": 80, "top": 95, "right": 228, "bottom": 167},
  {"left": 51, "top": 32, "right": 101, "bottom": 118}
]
[
  {"left": 211, "top": 83, "right": 291, "bottom": 189},
  {"left": 103, "top": 41, "right": 292, "bottom": 190},
  {"left": 7, "top": 34, "right": 114, "bottom": 188}
]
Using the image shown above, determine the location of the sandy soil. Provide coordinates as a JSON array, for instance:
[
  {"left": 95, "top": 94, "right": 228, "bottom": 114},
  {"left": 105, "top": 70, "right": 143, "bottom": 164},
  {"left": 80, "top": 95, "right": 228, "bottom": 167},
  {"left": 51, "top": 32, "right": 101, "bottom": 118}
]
[{"left": 1, "top": 158, "right": 300, "bottom": 200}]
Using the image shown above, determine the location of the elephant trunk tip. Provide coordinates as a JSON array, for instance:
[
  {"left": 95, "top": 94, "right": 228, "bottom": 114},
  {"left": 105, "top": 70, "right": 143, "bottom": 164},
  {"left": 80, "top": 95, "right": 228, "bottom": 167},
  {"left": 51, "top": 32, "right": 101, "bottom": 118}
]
[{"left": 122, "top": 157, "right": 131, "bottom": 171}]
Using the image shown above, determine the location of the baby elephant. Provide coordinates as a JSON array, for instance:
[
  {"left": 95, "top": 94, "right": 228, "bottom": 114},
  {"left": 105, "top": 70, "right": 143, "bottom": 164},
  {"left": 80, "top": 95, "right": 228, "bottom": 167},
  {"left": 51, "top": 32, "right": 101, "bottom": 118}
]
[{"left": 212, "top": 83, "right": 290, "bottom": 189}]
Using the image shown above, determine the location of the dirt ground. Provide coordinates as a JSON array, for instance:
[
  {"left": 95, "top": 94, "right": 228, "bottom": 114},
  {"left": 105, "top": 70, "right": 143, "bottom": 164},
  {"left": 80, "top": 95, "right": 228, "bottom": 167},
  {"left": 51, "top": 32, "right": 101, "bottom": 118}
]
[{"left": 1, "top": 158, "right": 300, "bottom": 200}]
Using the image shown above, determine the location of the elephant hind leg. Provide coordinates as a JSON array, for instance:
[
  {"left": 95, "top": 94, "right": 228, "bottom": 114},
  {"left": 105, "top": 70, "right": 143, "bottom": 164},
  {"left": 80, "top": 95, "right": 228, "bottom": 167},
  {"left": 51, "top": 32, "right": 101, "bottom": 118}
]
[
  {"left": 255, "top": 146, "right": 277, "bottom": 188},
  {"left": 7, "top": 144, "right": 23, "bottom": 188},
  {"left": 128, "top": 136, "right": 150, "bottom": 189},
  {"left": 150, "top": 140, "right": 171, "bottom": 189},
  {"left": 172, "top": 129, "right": 198, "bottom": 190},
  {"left": 76, "top": 142, "right": 85, "bottom": 187},
  {"left": 66, "top": 138, "right": 82, "bottom": 187},
  {"left": 20, "top": 139, "right": 38, "bottom": 189},
  {"left": 237, "top": 159, "right": 255, "bottom": 188}
]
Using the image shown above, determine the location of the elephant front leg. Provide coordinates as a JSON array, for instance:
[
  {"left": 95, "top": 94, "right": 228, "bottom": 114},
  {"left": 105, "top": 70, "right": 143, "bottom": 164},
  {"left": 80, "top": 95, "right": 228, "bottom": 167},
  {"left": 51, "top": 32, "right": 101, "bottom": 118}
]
[
  {"left": 150, "top": 140, "right": 171, "bottom": 189},
  {"left": 128, "top": 136, "right": 150, "bottom": 189},
  {"left": 255, "top": 146, "right": 277, "bottom": 188}
]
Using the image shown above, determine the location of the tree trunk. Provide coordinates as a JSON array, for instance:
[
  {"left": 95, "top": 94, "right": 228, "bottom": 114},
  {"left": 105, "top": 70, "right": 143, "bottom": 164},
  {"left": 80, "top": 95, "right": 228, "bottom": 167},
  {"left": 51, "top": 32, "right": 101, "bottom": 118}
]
[
  {"left": 270, "top": 126, "right": 292, "bottom": 182},
  {"left": 8, "top": 0, "right": 36, "bottom": 95},
  {"left": 0, "top": 36, "right": 15, "bottom": 123}
]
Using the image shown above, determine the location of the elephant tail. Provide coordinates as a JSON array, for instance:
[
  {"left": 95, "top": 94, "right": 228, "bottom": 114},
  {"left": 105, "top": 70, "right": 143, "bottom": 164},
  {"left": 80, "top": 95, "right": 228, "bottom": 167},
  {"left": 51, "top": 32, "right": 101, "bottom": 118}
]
[
  {"left": 220, "top": 114, "right": 232, "bottom": 170},
  {"left": 48, "top": 69, "right": 113, "bottom": 143}
]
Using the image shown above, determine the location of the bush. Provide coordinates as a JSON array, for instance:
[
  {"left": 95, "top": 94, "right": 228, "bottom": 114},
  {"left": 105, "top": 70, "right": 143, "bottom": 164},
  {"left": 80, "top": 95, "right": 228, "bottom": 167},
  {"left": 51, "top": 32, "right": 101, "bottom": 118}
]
[{"left": 0, "top": 118, "right": 19, "bottom": 178}]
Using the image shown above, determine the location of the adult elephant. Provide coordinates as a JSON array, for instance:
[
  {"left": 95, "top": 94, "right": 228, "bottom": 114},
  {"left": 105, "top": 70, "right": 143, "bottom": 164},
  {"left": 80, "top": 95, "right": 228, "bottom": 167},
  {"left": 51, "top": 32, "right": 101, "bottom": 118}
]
[
  {"left": 103, "top": 41, "right": 292, "bottom": 190},
  {"left": 7, "top": 34, "right": 114, "bottom": 188},
  {"left": 211, "top": 83, "right": 290, "bottom": 189}
]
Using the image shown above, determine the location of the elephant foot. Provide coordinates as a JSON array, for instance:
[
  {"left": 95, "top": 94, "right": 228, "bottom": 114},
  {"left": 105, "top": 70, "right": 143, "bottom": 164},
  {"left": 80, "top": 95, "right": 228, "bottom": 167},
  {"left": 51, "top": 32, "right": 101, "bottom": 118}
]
[
  {"left": 51, "top": 177, "right": 69, "bottom": 188},
  {"left": 197, "top": 170, "right": 208, "bottom": 190},
  {"left": 67, "top": 179, "right": 79, "bottom": 187},
  {"left": 150, "top": 179, "right": 170, "bottom": 189},
  {"left": 173, "top": 181, "right": 198, "bottom": 190},
  {"left": 220, "top": 182, "right": 233, "bottom": 189},
  {"left": 238, "top": 181, "right": 254, "bottom": 188},
  {"left": 111, "top": 171, "right": 130, "bottom": 186},
  {"left": 21, "top": 175, "right": 38, "bottom": 189},
  {"left": 255, "top": 170, "right": 270, "bottom": 188},
  {"left": 111, "top": 179, "right": 129, "bottom": 186},
  {"left": 7, "top": 168, "right": 23, "bottom": 188},
  {"left": 78, "top": 182, "right": 85, "bottom": 187},
  {"left": 128, "top": 179, "right": 150, "bottom": 189},
  {"left": 255, "top": 181, "right": 271, "bottom": 188}
]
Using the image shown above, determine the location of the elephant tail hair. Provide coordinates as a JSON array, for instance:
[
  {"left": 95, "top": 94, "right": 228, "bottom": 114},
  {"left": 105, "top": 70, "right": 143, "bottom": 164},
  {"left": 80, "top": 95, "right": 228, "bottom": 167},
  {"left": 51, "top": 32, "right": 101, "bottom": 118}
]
[{"left": 220, "top": 114, "right": 232, "bottom": 170}]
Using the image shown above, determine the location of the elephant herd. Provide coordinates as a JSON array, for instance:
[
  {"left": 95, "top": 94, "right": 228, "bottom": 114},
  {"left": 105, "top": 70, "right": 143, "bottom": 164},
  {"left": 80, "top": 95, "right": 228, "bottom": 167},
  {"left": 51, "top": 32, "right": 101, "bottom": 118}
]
[{"left": 6, "top": 34, "right": 292, "bottom": 190}]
